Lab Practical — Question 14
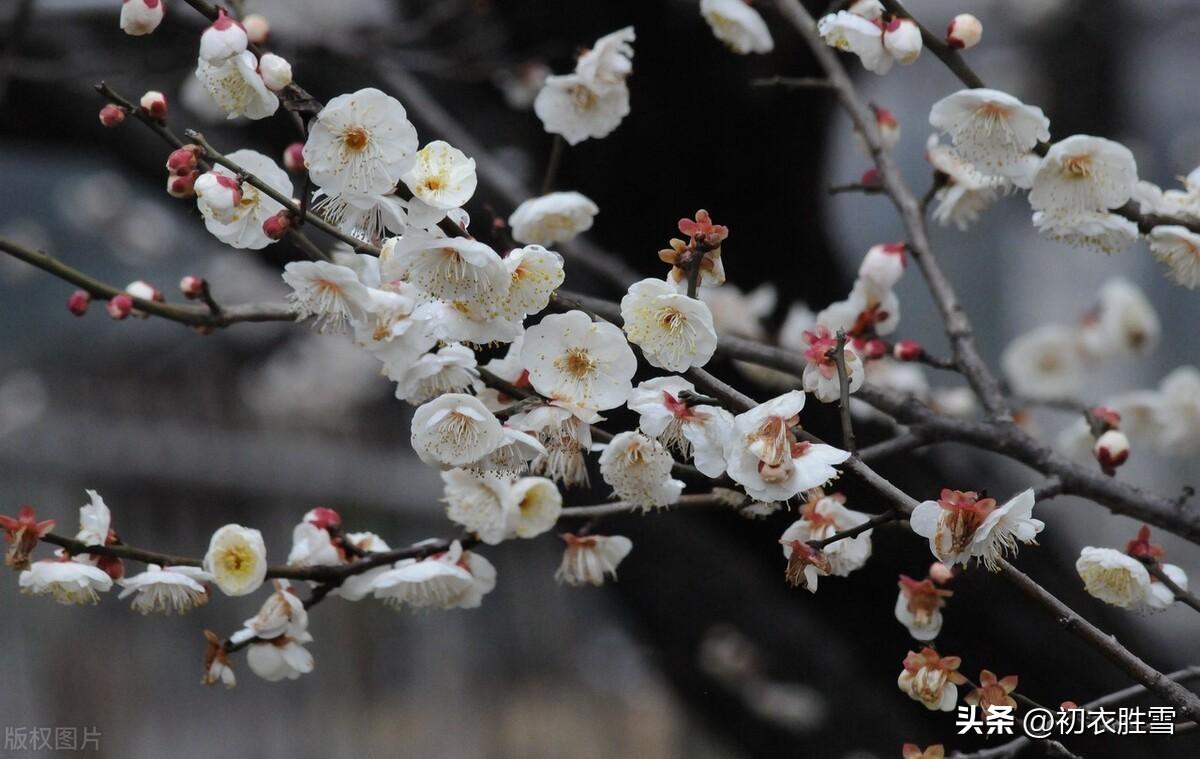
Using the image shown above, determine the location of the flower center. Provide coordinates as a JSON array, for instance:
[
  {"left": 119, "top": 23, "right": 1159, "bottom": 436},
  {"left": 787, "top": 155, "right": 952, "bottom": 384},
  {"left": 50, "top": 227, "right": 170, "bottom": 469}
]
[
  {"left": 555, "top": 348, "right": 598, "bottom": 379},
  {"left": 569, "top": 84, "right": 598, "bottom": 111},
  {"left": 1063, "top": 155, "right": 1093, "bottom": 179},
  {"left": 342, "top": 126, "right": 370, "bottom": 151},
  {"left": 220, "top": 545, "right": 253, "bottom": 575}
]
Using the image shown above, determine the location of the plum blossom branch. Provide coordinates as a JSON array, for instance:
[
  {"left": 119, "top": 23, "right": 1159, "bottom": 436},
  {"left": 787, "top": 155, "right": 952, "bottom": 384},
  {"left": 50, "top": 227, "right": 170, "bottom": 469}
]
[
  {"left": 560, "top": 491, "right": 747, "bottom": 519},
  {"left": 1139, "top": 558, "right": 1200, "bottom": 615},
  {"left": 750, "top": 75, "right": 834, "bottom": 90},
  {"left": 832, "top": 328, "right": 857, "bottom": 454}
]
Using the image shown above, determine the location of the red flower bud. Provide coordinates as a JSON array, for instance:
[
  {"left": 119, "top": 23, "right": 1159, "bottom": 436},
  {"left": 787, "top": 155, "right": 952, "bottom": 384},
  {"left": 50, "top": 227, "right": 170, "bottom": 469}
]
[
  {"left": 106, "top": 294, "right": 134, "bottom": 320},
  {"left": 180, "top": 275, "right": 206, "bottom": 300},
  {"left": 98, "top": 104, "right": 127, "bottom": 127},
  {"left": 283, "top": 142, "right": 305, "bottom": 172},
  {"left": 67, "top": 290, "right": 92, "bottom": 316},
  {"left": 894, "top": 339, "right": 924, "bottom": 361},
  {"left": 262, "top": 211, "right": 291, "bottom": 240}
]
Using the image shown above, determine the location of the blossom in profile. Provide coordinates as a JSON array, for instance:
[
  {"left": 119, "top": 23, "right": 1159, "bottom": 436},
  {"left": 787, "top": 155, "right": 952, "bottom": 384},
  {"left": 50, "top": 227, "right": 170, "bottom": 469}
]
[
  {"left": 926, "top": 134, "right": 1006, "bottom": 230},
  {"left": 621, "top": 278, "right": 718, "bottom": 372},
  {"left": 508, "top": 192, "right": 598, "bottom": 246},
  {"left": 700, "top": 0, "right": 774, "bottom": 55},
  {"left": 909, "top": 488, "right": 1043, "bottom": 570},
  {"left": 400, "top": 140, "right": 478, "bottom": 210},
  {"left": 502, "top": 245, "right": 565, "bottom": 320},
  {"left": 1078, "top": 278, "right": 1160, "bottom": 360},
  {"left": 781, "top": 491, "right": 873, "bottom": 577},
  {"left": 202, "top": 630, "right": 237, "bottom": 688},
  {"left": 246, "top": 634, "right": 314, "bottom": 682},
  {"left": 897, "top": 647, "right": 967, "bottom": 711},
  {"left": 304, "top": 88, "right": 419, "bottom": 197},
  {"left": 817, "top": 12, "right": 892, "bottom": 75},
  {"left": 522, "top": 310, "right": 637, "bottom": 410},
  {"left": 334, "top": 532, "right": 392, "bottom": 601},
  {"left": 1157, "top": 366, "right": 1200, "bottom": 454},
  {"left": 1077, "top": 528, "right": 1187, "bottom": 613},
  {"left": 382, "top": 234, "right": 510, "bottom": 315},
  {"left": 1029, "top": 135, "right": 1137, "bottom": 221},
  {"left": 883, "top": 18, "right": 923, "bottom": 65},
  {"left": 895, "top": 574, "right": 952, "bottom": 641},
  {"left": 575, "top": 26, "right": 636, "bottom": 89},
  {"left": 505, "top": 477, "right": 563, "bottom": 539},
  {"left": 1148, "top": 226, "right": 1200, "bottom": 289},
  {"left": 778, "top": 538, "right": 830, "bottom": 593},
  {"left": 19, "top": 559, "right": 113, "bottom": 605},
  {"left": 118, "top": 564, "right": 212, "bottom": 614},
  {"left": 0, "top": 505, "right": 56, "bottom": 570},
  {"left": 442, "top": 469, "right": 516, "bottom": 545},
  {"left": 627, "top": 376, "right": 733, "bottom": 477},
  {"left": 282, "top": 260, "right": 374, "bottom": 333},
  {"left": 508, "top": 400, "right": 598, "bottom": 487},
  {"left": 801, "top": 325, "right": 865, "bottom": 403},
  {"left": 411, "top": 393, "right": 506, "bottom": 468},
  {"left": 371, "top": 540, "right": 495, "bottom": 610},
  {"left": 929, "top": 88, "right": 1050, "bottom": 180},
  {"left": 391, "top": 343, "right": 480, "bottom": 405},
  {"left": 202, "top": 524, "right": 268, "bottom": 596},
  {"left": 598, "top": 431, "right": 684, "bottom": 509},
  {"left": 555, "top": 533, "right": 633, "bottom": 586},
  {"left": 1001, "top": 324, "right": 1086, "bottom": 401},
  {"left": 1032, "top": 211, "right": 1139, "bottom": 254}
]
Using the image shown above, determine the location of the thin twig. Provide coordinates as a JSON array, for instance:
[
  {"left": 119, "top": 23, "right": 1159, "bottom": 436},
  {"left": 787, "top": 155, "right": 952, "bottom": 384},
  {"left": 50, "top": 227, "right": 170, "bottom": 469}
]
[{"left": 832, "top": 328, "right": 857, "bottom": 455}]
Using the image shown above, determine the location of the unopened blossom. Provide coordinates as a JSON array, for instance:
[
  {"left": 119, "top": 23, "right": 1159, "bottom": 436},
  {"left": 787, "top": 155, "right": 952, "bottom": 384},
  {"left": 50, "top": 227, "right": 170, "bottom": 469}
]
[
  {"left": 411, "top": 393, "right": 506, "bottom": 468},
  {"left": 1126, "top": 526, "right": 1189, "bottom": 611},
  {"left": 505, "top": 477, "right": 563, "bottom": 539},
  {"left": 20, "top": 559, "right": 112, "bottom": 604},
  {"left": 510, "top": 401, "right": 597, "bottom": 487},
  {"left": 195, "top": 51, "right": 279, "bottom": 120},
  {"left": 246, "top": 634, "right": 314, "bottom": 681},
  {"left": 1078, "top": 278, "right": 1160, "bottom": 359},
  {"left": 508, "top": 191, "right": 598, "bottom": 245},
  {"left": 898, "top": 647, "right": 967, "bottom": 711},
  {"left": 442, "top": 469, "right": 516, "bottom": 545},
  {"left": 305, "top": 88, "right": 419, "bottom": 197},
  {"left": 287, "top": 522, "right": 342, "bottom": 568},
  {"left": 196, "top": 150, "right": 293, "bottom": 249},
  {"left": 120, "top": 0, "right": 164, "bottom": 36},
  {"left": 118, "top": 564, "right": 212, "bottom": 614},
  {"left": 535, "top": 73, "right": 630, "bottom": 145},
  {"left": 801, "top": 492, "right": 873, "bottom": 573},
  {"left": 1148, "top": 226, "right": 1200, "bottom": 289},
  {"left": 75, "top": 489, "right": 112, "bottom": 547},
  {"left": 910, "top": 488, "right": 1043, "bottom": 570},
  {"left": 621, "top": 278, "right": 718, "bottom": 372},
  {"left": 334, "top": 532, "right": 391, "bottom": 601},
  {"left": 859, "top": 242, "right": 906, "bottom": 291},
  {"left": 400, "top": 140, "right": 478, "bottom": 210},
  {"left": 392, "top": 343, "right": 480, "bottom": 405},
  {"left": 929, "top": 89, "right": 1051, "bottom": 180},
  {"left": 372, "top": 540, "right": 495, "bottom": 610},
  {"left": 1033, "top": 210, "right": 1139, "bottom": 254},
  {"left": 903, "top": 745, "right": 945, "bottom": 759},
  {"left": 98, "top": 104, "right": 126, "bottom": 127},
  {"left": 726, "top": 391, "right": 851, "bottom": 502},
  {"left": 883, "top": 17, "right": 923, "bottom": 65},
  {"left": 598, "top": 431, "right": 684, "bottom": 510},
  {"left": 575, "top": 26, "right": 636, "bottom": 89},
  {"left": 1157, "top": 366, "right": 1200, "bottom": 454},
  {"left": 895, "top": 574, "right": 952, "bottom": 641},
  {"left": 778, "top": 538, "right": 831, "bottom": 593},
  {"left": 202, "top": 630, "right": 236, "bottom": 688},
  {"left": 259, "top": 53, "right": 292, "bottom": 91},
  {"left": 965, "top": 670, "right": 1019, "bottom": 712},
  {"left": 627, "top": 376, "right": 733, "bottom": 477},
  {"left": 1001, "top": 324, "right": 1085, "bottom": 401},
  {"left": 202, "top": 524, "right": 267, "bottom": 597},
  {"left": 282, "top": 260, "right": 373, "bottom": 332},
  {"left": 817, "top": 12, "right": 891, "bottom": 75},
  {"left": 926, "top": 134, "right": 1006, "bottom": 229},
  {"left": 801, "top": 326, "right": 865, "bottom": 403},
  {"left": 199, "top": 9, "right": 247, "bottom": 63},
  {"left": 947, "top": 14, "right": 982, "bottom": 49},
  {"left": 0, "top": 506, "right": 55, "bottom": 570},
  {"left": 522, "top": 310, "right": 637, "bottom": 410},
  {"left": 502, "top": 245, "right": 565, "bottom": 320},
  {"left": 700, "top": 0, "right": 774, "bottom": 55},
  {"left": 555, "top": 533, "right": 633, "bottom": 586},
  {"left": 1029, "top": 135, "right": 1137, "bottom": 220},
  {"left": 382, "top": 234, "right": 509, "bottom": 314}
]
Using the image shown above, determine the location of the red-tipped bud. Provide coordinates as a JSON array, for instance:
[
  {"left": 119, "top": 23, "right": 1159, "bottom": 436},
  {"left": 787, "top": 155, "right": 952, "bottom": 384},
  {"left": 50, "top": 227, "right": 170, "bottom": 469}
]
[
  {"left": 305, "top": 507, "right": 342, "bottom": 531},
  {"left": 98, "top": 104, "right": 127, "bottom": 127},
  {"left": 860, "top": 338, "right": 887, "bottom": 360},
  {"left": 166, "top": 145, "right": 202, "bottom": 174},
  {"left": 180, "top": 276, "right": 206, "bottom": 299},
  {"left": 262, "top": 211, "right": 291, "bottom": 240},
  {"left": 894, "top": 339, "right": 924, "bottom": 362},
  {"left": 139, "top": 90, "right": 168, "bottom": 120},
  {"left": 67, "top": 290, "right": 92, "bottom": 316},
  {"left": 283, "top": 142, "right": 306, "bottom": 172},
  {"left": 860, "top": 167, "right": 882, "bottom": 187},
  {"left": 1091, "top": 406, "right": 1121, "bottom": 430},
  {"left": 946, "top": 14, "right": 983, "bottom": 50},
  {"left": 872, "top": 105, "right": 900, "bottom": 149},
  {"left": 98, "top": 555, "right": 125, "bottom": 581},
  {"left": 126, "top": 280, "right": 163, "bottom": 303},
  {"left": 200, "top": 9, "right": 248, "bottom": 63},
  {"left": 166, "top": 171, "right": 198, "bottom": 199},
  {"left": 242, "top": 14, "right": 271, "bottom": 45},
  {"left": 883, "top": 17, "right": 923, "bottom": 65},
  {"left": 106, "top": 294, "right": 134, "bottom": 320},
  {"left": 1094, "top": 430, "right": 1130, "bottom": 476}
]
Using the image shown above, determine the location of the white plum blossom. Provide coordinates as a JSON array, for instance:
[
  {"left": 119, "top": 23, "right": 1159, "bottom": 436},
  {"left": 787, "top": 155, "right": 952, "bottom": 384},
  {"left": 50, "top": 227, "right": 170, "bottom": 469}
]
[
  {"left": 510, "top": 400, "right": 598, "bottom": 487},
  {"left": 929, "top": 89, "right": 1051, "bottom": 180},
  {"left": 287, "top": 523, "right": 342, "bottom": 568},
  {"left": 535, "top": 74, "right": 630, "bottom": 145},
  {"left": 508, "top": 192, "right": 598, "bottom": 246},
  {"left": 381, "top": 234, "right": 509, "bottom": 314},
  {"left": 1075, "top": 547, "right": 1187, "bottom": 613},
  {"left": 1001, "top": 324, "right": 1086, "bottom": 400},
  {"left": 442, "top": 468, "right": 515, "bottom": 545},
  {"left": 726, "top": 391, "right": 851, "bottom": 502},
  {"left": 282, "top": 260, "right": 374, "bottom": 333},
  {"left": 392, "top": 343, "right": 480, "bottom": 404},
  {"left": 909, "top": 489, "right": 1043, "bottom": 571},
  {"left": 195, "top": 150, "right": 293, "bottom": 250},
  {"left": 506, "top": 477, "right": 563, "bottom": 538},
  {"left": 304, "top": 88, "right": 419, "bottom": 197},
  {"left": 897, "top": 648, "right": 967, "bottom": 711},
  {"left": 1078, "top": 278, "right": 1160, "bottom": 359},
  {"left": 234, "top": 580, "right": 308, "bottom": 641},
  {"left": 555, "top": 533, "right": 633, "bottom": 586},
  {"left": 195, "top": 51, "right": 279, "bottom": 120},
  {"left": 926, "top": 133, "right": 1007, "bottom": 229},
  {"left": 117, "top": 564, "right": 212, "bottom": 614},
  {"left": 502, "top": 245, "right": 565, "bottom": 319},
  {"left": 1029, "top": 135, "right": 1137, "bottom": 220},
  {"left": 410, "top": 393, "right": 506, "bottom": 468},
  {"left": 415, "top": 298, "right": 523, "bottom": 346},
  {"left": 75, "top": 489, "right": 111, "bottom": 548},
  {"left": 371, "top": 540, "right": 495, "bottom": 610},
  {"left": 199, "top": 10, "right": 247, "bottom": 63},
  {"left": 19, "top": 560, "right": 113, "bottom": 605},
  {"left": 575, "top": 26, "right": 636, "bottom": 88},
  {"left": 598, "top": 431, "right": 684, "bottom": 509},
  {"left": 120, "top": 0, "right": 164, "bottom": 36},
  {"left": 895, "top": 574, "right": 952, "bottom": 641},
  {"left": 1032, "top": 210, "right": 1139, "bottom": 254},
  {"left": 469, "top": 426, "right": 546, "bottom": 477},
  {"left": 621, "top": 278, "right": 718, "bottom": 372},
  {"left": 1148, "top": 226, "right": 1200, "bottom": 289},
  {"left": 700, "top": 0, "right": 774, "bottom": 55},
  {"left": 246, "top": 635, "right": 314, "bottom": 682},
  {"left": 858, "top": 242, "right": 906, "bottom": 291},
  {"left": 203, "top": 524, "right": 268, "bottom": 596},
  {"left": 522, "top": 310, "right": 637, "bottom": 410},
  {"left": 627, "top": 376, "right": 734, "bottom": 477},
  {"left": 334, "top": 532, "right": 391, "bottom": 601},
  {"left": 400, "top": 140, "right": 478, "bottom": 210},
  {"left": 817, "top": 12, "right": 892, "bottom": 75},
  {"left": 1157, "top": 366, "right": 1200, "bottom": 454},
  {"left": 782, "top": 492, "right": 873, "bottom": 577},
  {"left": 258, "top": 53, "right": 292, "bottom": 92},
  {"left": 801, "top": 325, "right": 865, "bottom": 403},
  {"left": 883, "top": 17, "right": 923, "bottom": 65}
]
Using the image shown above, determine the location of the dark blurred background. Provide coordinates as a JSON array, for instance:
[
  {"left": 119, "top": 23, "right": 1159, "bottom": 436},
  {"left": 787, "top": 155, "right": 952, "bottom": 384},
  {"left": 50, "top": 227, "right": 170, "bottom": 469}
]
[{"left": 1, "top": 0, "right": 1198, "bottom": 757}]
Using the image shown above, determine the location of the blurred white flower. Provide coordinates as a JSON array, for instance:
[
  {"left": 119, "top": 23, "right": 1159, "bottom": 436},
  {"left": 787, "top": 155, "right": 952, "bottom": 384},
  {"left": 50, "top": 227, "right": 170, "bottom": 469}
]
[
  {"left": 118, "top": 565, "right": 212, "bottom": 615},
  {"left": 1148, "top": 226, "right": 1200, "bottom": 289},
  {"left": 508, "top": 192, "right": 598, "bottom": 246},
  {"left": 598, "top": 431, "right": 684, "bottom": 509},
  {"left": 1001, "top": 324, "right": 1085, "bottom": 400},
  {"left": 701, "top": 0, "right": 774, "bottom": 54},
  {"left": 555, "top": 533, "right": 633, "bottom": 586}
]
